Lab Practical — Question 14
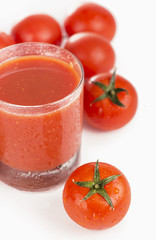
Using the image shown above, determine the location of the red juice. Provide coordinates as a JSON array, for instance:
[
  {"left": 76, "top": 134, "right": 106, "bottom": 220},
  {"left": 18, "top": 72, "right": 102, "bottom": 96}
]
[{"left": 0, "top": 43, "right": 83, "bottom": 190}]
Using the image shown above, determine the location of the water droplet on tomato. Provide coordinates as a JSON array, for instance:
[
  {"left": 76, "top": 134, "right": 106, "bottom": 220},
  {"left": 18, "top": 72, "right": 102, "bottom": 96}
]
[{"left": 113, "top": 187, "right": 119, "bottom": 194}]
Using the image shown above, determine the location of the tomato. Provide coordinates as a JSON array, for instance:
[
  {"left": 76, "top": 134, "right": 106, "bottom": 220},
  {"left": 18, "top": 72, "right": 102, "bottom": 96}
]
[
  {"left": 0, "top": 32, "right": 15, "bottom": 49},
  {"left": 84, "top": 71, "right": 138, "bottom": 131},
  {"left": 11, "top": 14, "right": 62, "bottom": 46},
  {"left": 64, "top": 32, "right": 115, "bottom": 78},
  {"left": 63, "top": 160, "right": 131, "bottom": 230},
  {"left": 64, "top": 2, "right": 116, "bottom": 41}
]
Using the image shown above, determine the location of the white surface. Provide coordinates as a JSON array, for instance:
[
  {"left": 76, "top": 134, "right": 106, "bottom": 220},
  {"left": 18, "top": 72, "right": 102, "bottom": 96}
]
[{"left": 0, "top": 0, "right": 156, "bottom": 239}]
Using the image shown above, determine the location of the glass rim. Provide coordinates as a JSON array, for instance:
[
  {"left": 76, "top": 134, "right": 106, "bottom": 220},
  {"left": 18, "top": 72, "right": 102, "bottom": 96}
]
[{"left": 0, "top": 42, "right": 84, "bottom": 114}]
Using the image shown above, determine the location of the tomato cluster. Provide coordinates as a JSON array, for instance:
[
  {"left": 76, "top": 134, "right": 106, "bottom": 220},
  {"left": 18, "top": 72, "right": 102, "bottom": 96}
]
[
  {"left": 0, "top": 2, "right": 138, "bottom": 231},
  {"left": 0, "top": 3, "right": 116, "bottom": 79}
]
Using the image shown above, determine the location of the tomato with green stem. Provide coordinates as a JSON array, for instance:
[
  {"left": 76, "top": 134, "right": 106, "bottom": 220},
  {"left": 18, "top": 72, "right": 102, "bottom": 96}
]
[
  {"left": 84, "top": 70, "right": 138, "bottom": 130},
  {"left": 63, "top": 160, "right": 131, "bottom": 230}
]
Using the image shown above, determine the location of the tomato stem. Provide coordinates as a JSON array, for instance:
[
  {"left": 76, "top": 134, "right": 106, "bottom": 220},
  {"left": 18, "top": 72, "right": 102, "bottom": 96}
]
[
  {"left": 91, "top": 69, "right": 128, "bottom": 107},
  {"left": 94, "top": 184, "right": 100, "bottom": 189},
  {"left": 73, "top": 160, "right": 121, "bottom": 209},
  {"left": 110, "top": 90, "right": 115, "bottom": 96}
]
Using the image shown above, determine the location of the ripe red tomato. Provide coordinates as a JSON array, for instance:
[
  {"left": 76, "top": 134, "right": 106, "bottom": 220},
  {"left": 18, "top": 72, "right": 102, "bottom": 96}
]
[
  {"left": 64, "top": 32, "right": 115, "bottom": 78},
  {"left": 84, "top": 71, "right": 138, "bottom": 130},
  {"left": 64, "top": 2, "right": 116, "bottom": 41},
  {"left": 63, "top": 160, "right": 131, "bottom": 230},
  {"left": 0, "top": 32, "right": 15, "bottom": 49},
  {"left": 11, "top": 14, "right": 62, "bottom": 45}
]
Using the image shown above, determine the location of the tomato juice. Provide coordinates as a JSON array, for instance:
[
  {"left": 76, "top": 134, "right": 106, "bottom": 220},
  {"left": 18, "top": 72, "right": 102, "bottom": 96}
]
[{"left": 0, "top": 43, "right": 83, "bottom": 190}]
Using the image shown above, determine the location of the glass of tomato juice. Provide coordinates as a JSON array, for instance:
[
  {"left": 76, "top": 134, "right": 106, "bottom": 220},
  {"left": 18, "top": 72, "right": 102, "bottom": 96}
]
[{"left": 0, "top": 42, "right": 84, "bottom": 191}]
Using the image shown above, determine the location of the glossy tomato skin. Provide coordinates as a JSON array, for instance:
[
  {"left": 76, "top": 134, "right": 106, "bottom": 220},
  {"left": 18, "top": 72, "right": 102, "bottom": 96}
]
[
  {"left": 0, "top": 32, "right": 15, "bottom": 49},
  {"left": 64, "top": 32, "right": 115, "bottom": 78},
  {"left": 64, "top": 3, "right": 116, "bottom": 41},
  {"left": 84, "top": 73, "right": 138, "bottom": 131},
  {"left": 11, "top": 14, "right": 62, "bottom": 45},
  {"left": 63, "top": 162, "right": 131, "bottom": 230}
]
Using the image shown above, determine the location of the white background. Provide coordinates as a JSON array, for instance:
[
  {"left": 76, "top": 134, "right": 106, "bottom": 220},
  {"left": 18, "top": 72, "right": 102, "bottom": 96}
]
[{"left": 0, "top": 0, "right": 156, "bottom": 239}]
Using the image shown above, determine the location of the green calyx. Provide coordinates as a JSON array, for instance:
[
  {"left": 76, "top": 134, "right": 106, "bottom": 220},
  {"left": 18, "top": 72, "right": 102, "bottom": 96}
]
[
  {"left": 73, "top": 160, "right": 121, "bottom": 209},
  {"left": 91, "top": 69, "right": 128, "bottom": 107}
]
